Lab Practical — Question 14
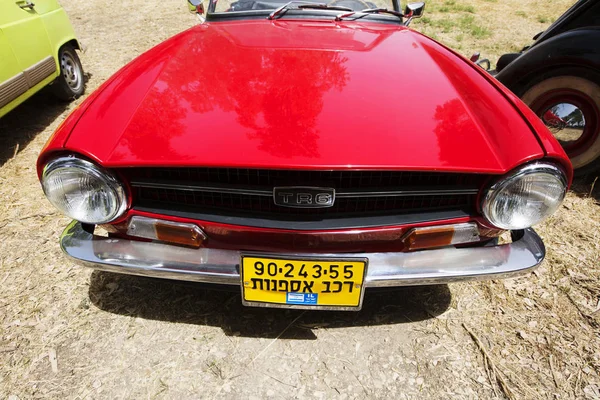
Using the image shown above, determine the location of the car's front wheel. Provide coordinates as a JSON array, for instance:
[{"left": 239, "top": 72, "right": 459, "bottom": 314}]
[
  {"left": 521, "top": 68, "right": 600, "bottom": 177},
  {"left": 52, "top": 44, "right": 85, "bottom": 101}
]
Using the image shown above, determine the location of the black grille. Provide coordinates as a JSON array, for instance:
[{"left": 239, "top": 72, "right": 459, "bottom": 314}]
[
  {"left": 120, "top": 168, "right": 485, "bottom": 222},
  {"left": 124, "top": 168, "right": 484, "bottom": 189}
]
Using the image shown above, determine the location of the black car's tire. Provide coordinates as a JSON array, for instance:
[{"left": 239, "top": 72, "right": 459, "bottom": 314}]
[
  {"left": 52, "top": 45, "right": 85, "bottom": 101},
  {"left": 519, "top": 67, "right": 600, "bottom": 177}
]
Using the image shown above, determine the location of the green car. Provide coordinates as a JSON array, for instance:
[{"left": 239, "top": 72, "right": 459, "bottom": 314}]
[{"left": 0, "top": 0, "right": 84, "bottom": 118}]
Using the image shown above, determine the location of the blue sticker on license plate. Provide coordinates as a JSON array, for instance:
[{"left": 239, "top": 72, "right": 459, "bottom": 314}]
[{"left": 286, "top": 292, "right": 318, "bottom": 305}]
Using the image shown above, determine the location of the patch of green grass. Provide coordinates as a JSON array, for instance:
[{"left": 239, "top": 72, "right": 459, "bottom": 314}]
[
  {"left": 436, "top": 18, "right": 455, "bottom": 33},
  {"left": 458, "top": 14, "right": 474, "bottom": 27},
  {"left": 537, "top": 15, "right": 549, "bottom": 23},
  {"left": 436, "top": 1, "right": 475, "bottom": 13},
  {"left": 413, "top": 11, "right": 490, "bottom": 39},
  {"left": 470, "top": 24, "right": 492, "bottom": 38},
  {"left": 414, "top": 17, "right": 449, "bottom": 31},
  {"left": 515, "top": 10, "right": 527, "bottom": 17},
  {"left": 458, "top": 15, "right": 492, "bottom": 38}
]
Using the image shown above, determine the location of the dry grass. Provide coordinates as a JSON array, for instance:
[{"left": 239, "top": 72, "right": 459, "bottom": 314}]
[
  {"left": 412, "top": 0, "right": 574, "bottom": 61},
  {"left": 1, "top": 0, "right": 599, "bottom": 398}
]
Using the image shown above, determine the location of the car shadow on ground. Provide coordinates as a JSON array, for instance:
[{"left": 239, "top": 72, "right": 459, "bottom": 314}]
[
  {"left": 89, "top": 271, "right": 452, "bottom": 339},
  {"left": 0, "top": 91, "right": 68, "bottom": 167},
  {"left": 570, "top": 177, "right": 600, "bottom": 202},
  {"left": 0, "top": 73, "right": 91, "bottom": 167}
]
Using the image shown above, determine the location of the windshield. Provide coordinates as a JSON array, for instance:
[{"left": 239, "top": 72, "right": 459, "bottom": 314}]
[{"left": 208, "top": 0, "right": 400, "bottom": 15}]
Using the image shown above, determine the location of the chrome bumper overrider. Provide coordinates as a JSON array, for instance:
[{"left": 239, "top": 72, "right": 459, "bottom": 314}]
[{"left": 60, "top": 221, "right": 545, "bottom": 287}]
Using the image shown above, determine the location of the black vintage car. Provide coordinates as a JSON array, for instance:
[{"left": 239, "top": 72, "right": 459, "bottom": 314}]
[{"left": 477, "top": 0, "right": 600, "bottom": 176}]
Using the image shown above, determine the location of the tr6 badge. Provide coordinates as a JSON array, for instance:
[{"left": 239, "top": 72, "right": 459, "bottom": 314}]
[{"left": 273, "top": 187, "right": 335, "bottom": 208}]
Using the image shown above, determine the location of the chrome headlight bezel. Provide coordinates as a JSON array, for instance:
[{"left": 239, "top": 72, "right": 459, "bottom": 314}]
[
  {"left": 482, "top": 162, "right": 567, "bottom": 230},
  {"left": 41, "top": 156, "right": 128, "bottom": 224}
]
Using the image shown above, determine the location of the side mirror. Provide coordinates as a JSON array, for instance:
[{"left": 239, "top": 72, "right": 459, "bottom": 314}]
[
  {"left": 188, "top": 0, "right": 204, "bottom": 14},
  {"left": 476, "top": 58, "right": 491, "bottom": 71},
  {"left": 404, "top": 2, "right": 425, "bottom": 25},
  {"left": 470, "top": 52, "right": 491, "bottom": 70}
]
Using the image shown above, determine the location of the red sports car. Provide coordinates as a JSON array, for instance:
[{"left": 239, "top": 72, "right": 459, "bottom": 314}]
[{"left": 37, "top": 1, "right": 572, "bottom": 310}]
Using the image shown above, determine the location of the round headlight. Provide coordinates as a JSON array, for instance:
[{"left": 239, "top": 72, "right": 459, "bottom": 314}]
[
  {"left": 482, "top": 163, "right": 567, "bottom": 230},
  {"left": 41, "top": 156, "right": 127, "bottom": 224}
]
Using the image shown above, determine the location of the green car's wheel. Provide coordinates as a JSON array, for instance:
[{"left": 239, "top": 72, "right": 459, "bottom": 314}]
[{"left": 52, "top": 45, "right": 85, "bottom": 101}]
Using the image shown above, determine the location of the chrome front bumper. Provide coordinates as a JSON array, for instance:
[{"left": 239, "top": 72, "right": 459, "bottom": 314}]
[{"left": 60, "top": 221, "right": 545, "bottom": 287}]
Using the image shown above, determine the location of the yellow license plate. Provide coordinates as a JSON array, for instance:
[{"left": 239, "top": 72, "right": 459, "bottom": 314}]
[{"left": 240, "top": 255, "right": 367, "bottom": 310}]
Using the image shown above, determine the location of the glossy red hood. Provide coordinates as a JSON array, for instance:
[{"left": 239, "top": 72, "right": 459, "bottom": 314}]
[{"left": 62, "top": 19, "right": 545, "bottom": 173}]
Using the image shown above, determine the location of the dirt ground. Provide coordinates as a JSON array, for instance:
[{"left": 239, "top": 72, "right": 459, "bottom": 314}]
[{"left": 1, "top": 0, "right": 599, "bottom": 398}]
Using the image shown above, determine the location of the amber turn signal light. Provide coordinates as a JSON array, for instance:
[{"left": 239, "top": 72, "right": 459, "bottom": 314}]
[
  {"left": 126, "top": 216, "right": 206, "bottom": 248},
  {"left": 401, "top": 223, "right": 480, "bottom": 251}
]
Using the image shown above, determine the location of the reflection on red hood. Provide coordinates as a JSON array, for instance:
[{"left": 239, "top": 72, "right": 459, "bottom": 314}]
[{"left": 62, "top": 19, "right": 544, "bottom": 173}]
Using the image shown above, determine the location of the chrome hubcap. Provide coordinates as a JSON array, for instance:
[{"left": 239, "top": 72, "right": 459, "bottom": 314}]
[{"left": 541, "top": 102, "right": 586, "bottom": 145}]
